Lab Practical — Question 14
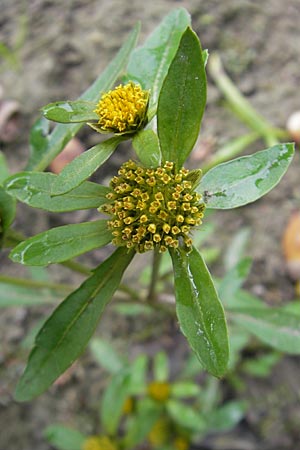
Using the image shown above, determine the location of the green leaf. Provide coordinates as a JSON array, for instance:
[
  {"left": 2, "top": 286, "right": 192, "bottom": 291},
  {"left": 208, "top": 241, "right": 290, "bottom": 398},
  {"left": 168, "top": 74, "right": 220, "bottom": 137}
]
[
  {"left": 42, "top": 100, "right": 98, "bottom": 123},
  {"left": 171, "top": 381, "right": 201, "bottom": 398},
  {"left": 44, "top": 425, "right": 86, "bottom": 450},
  {"left": 26, "top": 23, "right": 140, "bottom": 171},
  {"left": 0, "top": 152, "right": 16, "bottom": 235},
  {"left": 101, "top": 369, "right": 132, "bottom": 435},
  {"left": 218, "top": 258, "right": 252, "bottom": 308},
  {"left": 51, "top": 136, "right": 123, "bottom": 196},
  {"left": 0, "top": 282, "right": 59, "bottom": 307},
  {"left": 123, "top": 399, "right": 162, "bottom": 449},
  {"left": 166, "top": 399, "right": 206, "bottom": 432},
  {"left": 153, "top": 351, "right": 169, "bottom": 382},
  {"left": 14, "top": 247, "right": 134, "bottom": 401},
  {"left": 5, "top": 171, "right": 110, "bottom": 212},
  {"left": 230, "top": 306, "right": 300, "bottom": 354},
  {"left": 170, "top": 246, "right": 229, "bottom": 377},
  {"left": 128, "top": 354, "right": 148, "bottom": 395},
  {"left": 125, "top": 8, "right": 190, "bottom": 107},
  {"left": 198, "top": 143, "right": 295, "bottom": 209},
  {"left": 157, "top": 27, "right": 207, "bottom": 168},
  {"left": 89, "top": 338, "right": 126, "bottom": 374},
  {"left": 208, "top": 400, "right": 247, "bottom": 432},
  {"left": 132, "top": 129, "right": 161, "bottom": 167},
  {"left": 242, "top": 352, "right": 281, "bottom": 377},
  {"left": 10, "top": 220, "right": 112, "bottom": 266}
]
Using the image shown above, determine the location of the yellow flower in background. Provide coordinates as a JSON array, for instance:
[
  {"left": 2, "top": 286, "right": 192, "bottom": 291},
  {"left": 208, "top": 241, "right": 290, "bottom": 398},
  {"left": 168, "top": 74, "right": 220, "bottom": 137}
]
[
  {"left": 92, "top": 82, "right": 149, "bottom": 134},
  {"left": 122, "top": 396, "right": 134, "bottom": 414},
  {"left": 82, "top": 435, "right": 117, "bottom": 450},
  {"left": 174, "top": 436, "right": 190, "bottom": 450},
  {"left": 100, "top": 160, "right": 205, "bottom": 253},
  {"left": 148, "top": 417, "right": 171, "bottom": 446},
  {"left": 147, "top": 380, "right": 171, "bottom": 402}
]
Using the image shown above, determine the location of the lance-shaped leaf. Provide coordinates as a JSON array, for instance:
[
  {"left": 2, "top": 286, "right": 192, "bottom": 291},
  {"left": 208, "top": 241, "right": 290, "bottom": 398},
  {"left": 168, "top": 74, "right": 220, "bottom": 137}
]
[
  {"left": 5, "top": 171, "right": 110, "bottom": 212},
  {"left": 170, "top": 246, "right": 229, "bottom": 377},
  {"left": 26, "top": 23, "right": 140, "bottom": 171},
  {"left": 125, "top": 8, "right": 190, "bottom": 107},
  {"left": 157, "top": 27, "right": 207, "bottom": 168},
  {"left": 51, "top": 136, "right": 124, "bottom": 196},
  {"left": 10, "top": 220, "right": 112, "bottom": 266},
  {"left": 198, "top": 143, "right": 295, "bottom": 209},
  {"left": 42, "top": 100, "right": 98, "bottom": 123},
  {"left": 229, "top": 306, "right": 300, "bottom": 354},
  {"left": 132, "top": 129, "right": 161, "bottom": 167},
  {"left": 44, "top": 425, "right": 86, "bottom": 450},
  {"left": 14, "top": 247, "right": 135, "bottom": 401}
]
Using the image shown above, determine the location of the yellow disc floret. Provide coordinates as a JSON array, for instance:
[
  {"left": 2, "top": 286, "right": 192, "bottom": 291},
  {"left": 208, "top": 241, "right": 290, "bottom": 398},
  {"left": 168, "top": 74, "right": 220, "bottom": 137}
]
[
  {"left": 147, "top": 381, "right": 171, "bottom": 402},
  {"left": 93, "top": 82, "right": 149, "bottom": 134},
  {"left": 100, "top": 160, "right": 205, "bottom": 253},
  {"left": 82, "top": 436, "right": 117, "bottom": 450}
]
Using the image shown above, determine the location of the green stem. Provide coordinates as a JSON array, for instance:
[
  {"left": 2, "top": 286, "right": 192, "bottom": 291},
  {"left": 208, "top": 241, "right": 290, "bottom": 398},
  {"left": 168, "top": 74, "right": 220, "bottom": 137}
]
[
  {"left": 147, "top": 248, "right": 162, "bottom": 303},
  {"left": 202, "top": 132, "right": 259, "bottom": 174},
  {"left": 0, "top": 274, "right": 72, "bottom": 293},
  {"left": 61, "top": 260, "right": 92, "bottom": 276},
  {"left": 208, "top": 53, "right": 279, "bottom": 146}
]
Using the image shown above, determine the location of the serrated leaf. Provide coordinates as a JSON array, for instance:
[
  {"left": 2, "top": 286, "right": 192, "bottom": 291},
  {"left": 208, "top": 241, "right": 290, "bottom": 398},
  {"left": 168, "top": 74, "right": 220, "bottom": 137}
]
[
  {"left": 125, "top": 8, "right": 191, "bottom": 107},
  {"left": 26, "top": 23, "right": 140, "bottom": 171},
  {"left": 14, "top": 247, "right": 134, "bottom": 401},
  {"left": 157, "top": 27, "right": 207, "bottom": 168},
  {"left": 132, "top": 129, "right": 161, "bottom": 167},
  {"left": 10, "top": 220, "right": 112, "bottom": 266},
  {"left": 230, "top": 306, "right": 300, "bottom": 354},
  {"left": 5, "top": 171, "right": 110, "bottom": 212},
  {"left": 170, "top": 246, "right": 229, "bottom": 377},
  {"left": 198, "top": 143, "right": 295, "bottom": 209},
  {"left": 51, "top": 136, "right": 123, "bottom": 196},
  {"left": 44, "top": 425, "right": 86, "bottom": 450},
  {"left": 42, "top": 100, "right": 98, "bottom": 123}
]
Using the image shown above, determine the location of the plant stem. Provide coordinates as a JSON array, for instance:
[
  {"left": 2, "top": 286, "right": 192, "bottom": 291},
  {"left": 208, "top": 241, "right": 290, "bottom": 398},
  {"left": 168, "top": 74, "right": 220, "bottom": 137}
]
[
  {"left": 202, "top": 132, "right": 259, "bottom": 174},
  {"left": 0, "top": 274, "right": 72, "bottom": 293},
  {"left": 147, "top": 248, "right": 162, "bottom": 303},
  {"left": 208, "top": 53, "right": 281, "bottom": 147},
  {"left": 61, "top": 260, "right": 92, "bottom": 276}
]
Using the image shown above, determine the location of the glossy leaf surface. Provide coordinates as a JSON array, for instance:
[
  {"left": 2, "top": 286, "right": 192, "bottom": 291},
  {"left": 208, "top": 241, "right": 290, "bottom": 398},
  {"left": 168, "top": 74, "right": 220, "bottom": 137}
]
[
  {"left": 15, "top": 247, "right": 134, "bottom": 401},
  {"left": 132, "top": 129, "right": 161, "bottom": 167},
  {"left": 170, "top": 246, "right": 229, "bottom": 377},
  {"left": 10, "top": 220, "right": 112, "bottom": 266},
  {"left": 125, "top": 8, "right": 190, "bottom": 106},
  {"left": 5, "top": 171, "right": 110, "bottom": 212},
  {"left": 26, "top": 24, "right": 140, "bottom": 171},
  {"left": 198, "top": 143, "right": 295, "bottom": 209},
  {"left": 230, "top": 306, "right": 300, "bottom": 354},
  {"left": 157, "top": 27, "right": 207, "bottom": 168},
  {"left": 42, "top": 100, "right": 98, "bottom": 123},
  {"left": 51, "top": 136, "right": 123, "bottom": 195}
]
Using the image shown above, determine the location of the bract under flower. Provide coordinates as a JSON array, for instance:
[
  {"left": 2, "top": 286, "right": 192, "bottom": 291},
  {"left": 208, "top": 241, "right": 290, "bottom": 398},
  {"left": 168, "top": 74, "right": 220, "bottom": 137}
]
[
  {"left": 100, "top": 160, "right": 205, "bottom": 253},
  {"left": 91, "top": 82, "right": 149, "bottom": 135}
]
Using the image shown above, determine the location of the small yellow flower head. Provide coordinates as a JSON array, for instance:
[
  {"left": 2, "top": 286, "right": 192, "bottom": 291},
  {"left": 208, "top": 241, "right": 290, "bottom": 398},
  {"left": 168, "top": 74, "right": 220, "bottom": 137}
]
[
  {"left": 174, "top": 436, "right": 190, "bottom": 450},
  {"left": 82, "top": 436, "right": 117, "bottom": 450},
  {"left": 100, "top": 160, "right": 205, "bottom": 253},
  {"left": 93, "top": 82, "right": 149, "bottom": 134},
  {"left": 122, "top": 396, "right": 134, "bottom": 414},
  {"left": 148, "top": 417, "right": 171, "bottom": 446},
  {"left": 147, "top": 381, "right": 171, "bottom": 402}
]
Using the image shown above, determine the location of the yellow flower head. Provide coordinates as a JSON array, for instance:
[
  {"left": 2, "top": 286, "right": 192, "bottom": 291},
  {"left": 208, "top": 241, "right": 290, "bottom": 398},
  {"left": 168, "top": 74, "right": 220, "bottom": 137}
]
[
  {"left": 93, "top": 82, "right": 149, "bottom": 134},
  {"left": 147, "top": 381, "right": 171, "bottom": 402},
  {"left": 100, "top": 160, "right": 205, "bottom": 253},
  {"left": 82, "top": 436, "right": 117, "bottom": 450},
  {"left": 148, "top": 417, "right": 171, "bottom": 446},
  {"left": 174, "top": 436, "right": 190, "bottom": 450}
]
